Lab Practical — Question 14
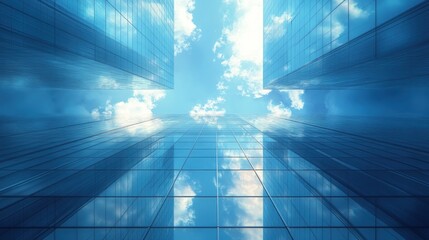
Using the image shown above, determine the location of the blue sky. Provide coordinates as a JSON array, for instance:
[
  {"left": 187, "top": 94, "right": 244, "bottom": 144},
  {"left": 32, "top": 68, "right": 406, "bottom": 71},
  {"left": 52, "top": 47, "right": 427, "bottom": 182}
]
[
  {"left": 0, "top": 0, "right": 427, "bottom": 120},
  {"left": 87, "top": 0, "right": 307, "bottom": 124},
  {"left": 155, "top": 0, "right": 306, "bottom": 118},
  {"left": 90, "top": 0, "right": 428, "bottom": 122}
]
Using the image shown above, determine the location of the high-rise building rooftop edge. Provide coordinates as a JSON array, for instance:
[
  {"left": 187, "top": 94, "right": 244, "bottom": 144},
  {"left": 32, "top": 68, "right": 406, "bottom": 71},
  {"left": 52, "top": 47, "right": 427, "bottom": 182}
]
[
  {"left": 0, "top": 0, "right": 174, "bottom": 89},
  {"left": 263, "top": 0, "right": 429, "bottom": 89}
]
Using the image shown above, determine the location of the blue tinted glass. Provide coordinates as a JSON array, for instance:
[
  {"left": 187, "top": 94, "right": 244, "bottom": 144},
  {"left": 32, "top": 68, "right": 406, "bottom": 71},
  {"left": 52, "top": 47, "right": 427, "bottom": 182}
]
[
  {"left": 218, "top": 157, "right": 252, "bottom": 170},
  {"left": 219, "top": 197, "right": 284, "bottom": 227},
  {"left": 0, "top": 0, "right": 174, "bottom": 89},
  {"left": 218, "top": 170, "right": 265, "bottom": 196},
  {"left": 349, "top": 0, "right": 375, "bottom": 39},
  {"left": 219, "top": 228, "right": 292, "bottom": 240},
  {"left": 147, "top": 228, "right": 217, "bottom": 240},
  {"left": 183, "top": 158, "right": 217, "bottom": 170},
  {"left": 0, "top": 116, "right": 427, "bottom": 239},
  {"left": 173, "top": 171, "right": 217, "bottom": 196},
  {"left": 264, "top": 0, "right": 429, "bottom": 88},
  {"left": 153, "top": 197, "right": 217, "bottom": 227},
  {"left": 377, "top": 0, "right": 423, "bottom": 25}
]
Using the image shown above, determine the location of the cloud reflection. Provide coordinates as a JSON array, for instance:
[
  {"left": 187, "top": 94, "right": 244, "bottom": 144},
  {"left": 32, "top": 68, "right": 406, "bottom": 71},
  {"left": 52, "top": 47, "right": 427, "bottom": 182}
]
[
  {"left": 92, "top": 90, "right": 166, "bottom": 135},
  {"left": 174, "top": 173, "right": 197, "bottom": 226},
  {"left": 219, "top": 138, "right": 264, "bottom": 239},
  {"left": 189, "top": 97, "right": 225, "bottom": 126}
]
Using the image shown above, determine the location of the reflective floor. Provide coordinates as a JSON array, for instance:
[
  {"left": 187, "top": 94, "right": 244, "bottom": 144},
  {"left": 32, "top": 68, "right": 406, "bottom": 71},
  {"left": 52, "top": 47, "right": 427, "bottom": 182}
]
[{"left": 0, "top": 115, "right": 428, "bottom": 240}]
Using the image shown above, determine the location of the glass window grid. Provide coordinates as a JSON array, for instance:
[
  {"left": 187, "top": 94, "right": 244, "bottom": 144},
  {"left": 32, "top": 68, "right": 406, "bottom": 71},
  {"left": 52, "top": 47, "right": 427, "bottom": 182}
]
[
  {"left": 263, "top": 0, "right": 424, "bottom": 88},
  {"left": 0, "top": 0, "right": 173, "bottom": 88},
  {"left": 0, "top": 116, "right": 428, "bottom": 239}
]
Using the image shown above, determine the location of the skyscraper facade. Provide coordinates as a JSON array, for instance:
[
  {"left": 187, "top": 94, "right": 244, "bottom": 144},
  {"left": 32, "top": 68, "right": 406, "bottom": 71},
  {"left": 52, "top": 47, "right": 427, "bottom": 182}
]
[
  {"left": 1, "top": 116, "right": 428, "bottom": 239},
  {"left": 0, "top": 0, "right": 173, "bottom": 89},
  {"left": 263, "top": 0, "right": 429, "bottom": 89}
]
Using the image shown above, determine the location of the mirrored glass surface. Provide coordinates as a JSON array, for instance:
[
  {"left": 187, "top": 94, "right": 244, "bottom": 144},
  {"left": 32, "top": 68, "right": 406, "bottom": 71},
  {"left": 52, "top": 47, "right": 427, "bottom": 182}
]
[{"left": 0, "top": 115, "right": 427, "bottom": 239}]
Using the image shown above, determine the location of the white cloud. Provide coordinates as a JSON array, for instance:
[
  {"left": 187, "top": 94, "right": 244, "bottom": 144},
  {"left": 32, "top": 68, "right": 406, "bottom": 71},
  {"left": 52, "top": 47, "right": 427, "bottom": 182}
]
[
  {"left": 219, "top": 141, "right": 264, "bottom": 239},
  {"left": 288, "top": 90, "right": 304, "bottom": 110},
  {"left": 214, "top": 0, "right": 270, "bottom": 99},
  {"left": 267, "top": 100, "right": 292, "bottom": 118},
  {"left": 220, "top": 169, "right": 264, "bottom": 198},
  {"left": 216, "top": 81, "right": 228, "bottom": 94},
  {"left": 91, "top": 90, "right": 166, "bottom": 134},
  {"left": 280, "top": 89, "right": 305, "bottom": 110},
  {"left": 114, "top": 90, "right": 164, "bottom": 123},
  {"left": 336, "top": 0, "right": 367, "bottom": 19},
  {"left": 98, "top": 76, "right": 120, "bottom": 89},
  {"left": 220, "top": 149, "right": 247, "bottom": 169},
  {"left": 174, "top": 173, "right": 197, "bottom": 226},
  {"left": 331, "top": 0, "right": 367, "bottom": 42},
  {"left": 189, "top": 97, "right": 226, "bottom": 125},
  {"left": 91, "top": 109, "right": 100, "bottom": 120},
  {"left": 91, "top": 100, "right": 113, "bottom": 120},
  {"left": 264, "top": 11, "right": 292, "bottom": 42},
  {"left": 332, "top": 18, "right": 345, "bottom": 40},
  {"left": 175, "top": 0, "right": 201, "bottom": 55},
  {"left": 212, "top": 40, "right": 223, "bottom": 53}
]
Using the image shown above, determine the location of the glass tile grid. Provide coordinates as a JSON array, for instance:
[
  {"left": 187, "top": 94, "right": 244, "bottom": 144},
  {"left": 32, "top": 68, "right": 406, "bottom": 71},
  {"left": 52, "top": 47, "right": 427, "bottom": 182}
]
[
  {"left": 0, "top": 115, "right": 428, "bottom": 239},
  {"left": 0, "top": 0, "right": 174, "bottom": 89},
  {"left": 263, "top": 0, "right": 429, "bottom": 89}
]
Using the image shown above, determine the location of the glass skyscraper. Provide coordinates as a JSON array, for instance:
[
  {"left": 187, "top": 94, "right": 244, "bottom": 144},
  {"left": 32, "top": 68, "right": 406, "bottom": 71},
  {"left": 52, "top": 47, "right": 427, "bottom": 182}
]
[
  {"left": 0, "top": 0, "right": 173, "bottom": 89},
  {"left": 259, "top": 1, "right": 429, "bottom": 239},
  {"left": 263, "top": 0, "right": 429, "bottom": 88},
  {"left": 1, "top": 116, "right": 428, "bottom": 239},
  {"left": 0, "top": 0, "right": 428, "bottom": 239}
]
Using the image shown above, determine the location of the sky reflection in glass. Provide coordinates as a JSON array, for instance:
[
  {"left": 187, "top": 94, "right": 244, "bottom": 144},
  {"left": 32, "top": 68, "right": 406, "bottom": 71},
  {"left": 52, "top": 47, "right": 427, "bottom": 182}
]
[{"left": 0, "top": 115, "right": 427, "bottom": 239}]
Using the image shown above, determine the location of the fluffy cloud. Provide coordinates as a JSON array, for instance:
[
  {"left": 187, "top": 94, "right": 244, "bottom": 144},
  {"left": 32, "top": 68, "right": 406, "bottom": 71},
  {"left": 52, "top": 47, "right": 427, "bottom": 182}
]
[
  {"left": 91, "top": 90, "right": 166, "bottom": 133},
  {"left": 91, "top": 100, "right": 113, "bottom": 119},
  {"left": 189, "top": 97, "right": 226, "bottom": 124},
  {"left": 267, "top": 100, "right": 292, "bottom": 118},
  {"left": 174, "top": 173, "right": 197, "bottom": 226},
  {"left": 216, "top": 81, "right": 228, "bottom": 94},
  {"left": 264, "top": 11, "right": 292, "bottom": 42},
  {"left": 336, "top": 0, "right": 368, "bottom": 19},
  {"left": 281, "top": 89, "right": 305, "bottom": 110},
  {"left": 91, "top": 109, "right": 100, "bottom": 119},
  {"left": 114, "top": 90, "right": 165, "bottom": 122},
  {"left": 214, "top": 0, "right": 270, "bottom": 98},
  {"left": 218, "top": 143, "right": 264, "bottom": 239},
  {"left": 175, "top": 0, "right": 201, "bottom": 55},
  {"left": 331, "top": 0, "right": 367, "bottom": 42},
  {"left": 97, "top": 76, "right": 120, "bottom": 89},
  {"left": 332, "top": 19, "right": 345, "bottom": 40}
]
